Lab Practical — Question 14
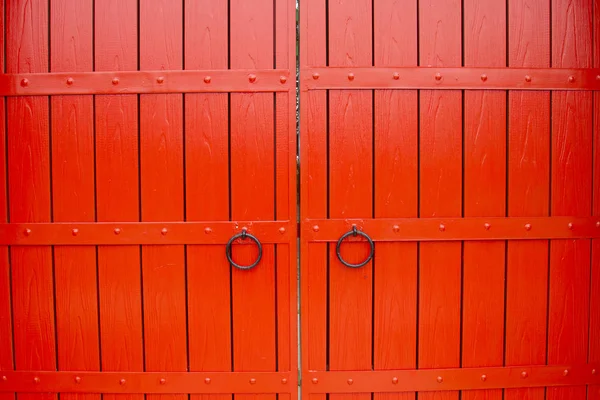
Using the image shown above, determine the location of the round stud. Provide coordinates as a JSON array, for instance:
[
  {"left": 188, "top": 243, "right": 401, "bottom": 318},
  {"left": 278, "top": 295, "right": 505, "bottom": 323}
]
[
  {"left": 114, "top": 228, "right": 121, "bottom": 235},
  {"left": 281, "top": 378, "right": 288, "bottom": 384},
  {"left": 33, "top": 377, "right": 40, "bottom": 384},
  {"left": 159, "top": 378, "right": 166, "bottom": 385},
  {"left": 75, "top": 377, "right": 81, "bottom": 384},
  {"left": 311, "top": 378, "right": 318, "bottom": 384},
  {"left": 348, "top": 72, "right": 355, "bottom": 81},
  {"left": 393, "top": 225, "right": 400, "bottom": 233},
  {"left": 67, "top": 77, "right": 74, "bottom": 86},
  {"left": 592, "top": 369, "right": 597, "bottom": 375},
  {"left": 525, "top": 224, "right": 532, "bottom": 231},
  {"left": 21, "top": 79, "right": 29, "bottom": 87},
  {"left": 568, "top": 223, "right": 574, "bottom": 230},
  {"left": 279, "top": 227, "right": 286, "bottom": 234},
  {"left": 157, "top": 76, "right": 165, "bottom": 84},
  {"left": 204, "top": 378, "right": 211, "bottom": 384},
  {"left": 72, "top": 228, "right": 79, "bottom": 236},
  {"left": 436, "top": 376, "right": 443, "bottom": 383},
  {"left": 205, "top": 227, "right": 212, "bottom": 234},
  {"left": 204, "top": 76, "right": 211, "bottom": 84},
  {"left": 161, "top": 228, "right": 168, "bottom": 235},
  {"left": 439, "top": 224, "right": 446, "bottom": 232},
  {"left": 481, "top": 374, "right": 487, "bottom": 382},
  {"left": 393, "top": 72, "right": 400, "bottom": 80},
  {"left": 347, "top": 379, "right": 354, "bottom": 385},
  {"left": 568, "top": 76, "right": 575, "bottom": 83},
  {"left": 24, "top": 228, "right": 32, "bottom": 236},
  {"left": 596, "top": 221, "right": 600, "bottom": 228},
  {"left": 480, "top": 74, "right": 488, "bottom": 82},
  {"left": 249, "top": 379, "right": 256, "bottom": 385},
  {"left": 563, "top": 369, "right": 569, "bottom": 376},
  {"left": 120, "top": 379, "right": 126, "bottom": 385},
  {"left": 597, "top": 75, "right": 600, "bottom": 81},
  {"left": 521, "top": 371, "right": 528, "bottom": 378},
  {"left": 249, "top": 74, "right": 257, "bottom": 83},
  {"left": 280, "top": 76, "right": 287, "bottom": 84},
  {"left": 313, "top": 225, "right": 319, "bottom": 232},
  {"left": 525, "top": 75, "right": 532, "bottom": 83},
  {"left": 391, "top": 377, "right": 398, "bottom": 384},
  {"left": 484, "top": 223, "right": 491, "bottom": 230},
  {"left": 1, "top": 376, "right": 6, "bottom": 381},
  {"left": 313, "top": 73, "right": 320, "bottom": 80},
  {"left": 435, "top": 73, "right": 442, "bottom": 81},
  {"left": 112, "top": 77, "right": 120, "bottom": 85}
]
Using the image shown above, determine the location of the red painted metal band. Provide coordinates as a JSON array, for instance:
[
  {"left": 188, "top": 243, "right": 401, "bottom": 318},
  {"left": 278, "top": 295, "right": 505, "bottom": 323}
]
[
  {"left": 304, "top": 364, "right": 600, "bottom": 393},
  {"left": 0, "top": 69, "right": 291, "bottom": 96},
  {"left": 302, "top": 67, "right": 600, "bottom": 90},
  {"left": 0, "top": 221, "right": 291, "bottom": 245},
  {"left": 304, "top": 217, "right": 600, "bottom": 241},
  {"left": 0, "top": 371, "right": 293, "bottom": 394}
]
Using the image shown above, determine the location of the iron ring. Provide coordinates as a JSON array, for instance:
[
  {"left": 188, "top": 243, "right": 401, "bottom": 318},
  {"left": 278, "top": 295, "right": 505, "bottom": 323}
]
[
  {"left": 225, "top": 229, "right": 263, "bottom": 270},
  {"left": 335, "top": 226, "right": 374, "bottom": 268}
]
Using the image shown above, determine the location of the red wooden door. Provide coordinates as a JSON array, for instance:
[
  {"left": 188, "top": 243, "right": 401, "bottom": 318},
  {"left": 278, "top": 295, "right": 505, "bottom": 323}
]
[
  {"left": 300, "top": 0, "right": 600, "bottom": 399},
  {"left": 0, "top": 1, "right": 296, "bottom": 399}
]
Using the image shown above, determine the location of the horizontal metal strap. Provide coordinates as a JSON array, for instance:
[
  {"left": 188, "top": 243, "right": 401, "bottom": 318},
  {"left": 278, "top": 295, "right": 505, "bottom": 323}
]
[
  {"left": 0, "top": 69, "right": 291, "bottom": 96},
  {"left": 302, "top": 67, "right": 600, "bottom": 90},
  {"left": 0, "top": 221, "right": 292, "bottom": 245},
  {"left": 0, "top": 371, "right": 293, "bottom": 394},
  {"left": 303, "top": 217, "right": 600, "bottom": 242},
  {"left": 304, "top": 364, "right": 600, "bottom": 393}
]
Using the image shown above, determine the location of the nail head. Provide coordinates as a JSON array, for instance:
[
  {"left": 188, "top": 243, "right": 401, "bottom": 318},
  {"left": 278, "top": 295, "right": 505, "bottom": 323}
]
[
  {"left": 20, "top": 79, "right": 29, "bottom": 87},
  {"left": 67, "top": 77, "right": 74, "bottom": 86},
  {"left": 279, "top": 227, "right": 286, "bottom": 234},
  {"left": 312, "top": 378, "right": 318, "bottom": 384},
  {"left": 75, "top": 377, "right": 81, "bottom": 383},
  {"left": 439, "top": 224, "right": 446, "bottom": 232},
  {"left": 205, "top": 227, "right": 212, "bottom": 234},
  {"left": 437, "top": 376, "right": 443, "bottom": 383},
  {"left": 112, "top": 77, "right": 119, "bottom": 85},
  {"left": 525, "top": 75, "right": 532, "bottom": 82},
  {"left": 481, "top": 74, "right": 488, "bottom": 82},
  {"left": 280, "top": 76, "right": 287, "bottom": 84},
  {"left": 161, "top": 228, "right": 168, "bottom": 235},
  {"left": 563, "top": 369, "right": 569, "bottom": 376},
  {"left": 33, "top": 377, "right": 40, "bottom": 384},
  {"left": 157, "top": 76, "right": 164, "bottom": 84},
  {"left": 347, "top": 379, "right": 353, "bottom": 385},
  {"left": 24, "top": 228, "right": 32, "bottom": 236},
  {"left": 249, "top": 378, "right": 256, "bottom": 385},
  {"left": 281, "top": 378, "right": 288, "bottom": 384},
  {"left": 481, "top": 374, "right": 487, "bottom": 381},
  {"left": 249, "top": 74, "right": 257, "bottom": 83},
  {"left": 204, "top": 76, "right": 211, "bottom": 84},
  {"left": 72, "top": 228, "right": 79, "bottom": 236},
  {"left": 114, "top": 228, "right": 121, "bottom": 235},
  {"left": 568, "top": 76, "right": 575, "bottom": 83},
  {"left": 391, "top": 377, "right": 398, "bottom": 384},
  {"left": 525, "top": 224, "right": 532, "bottom": 231},
  {"left": 120, "top": 379, "right": 126, "bottom": 385},
  {"left": 568, "top": 223, "right": 574, "bottom": 230},
  {"left": 204, "top": 378, "right": 211, "bottom": 384},
  {"left": 484, "top": 223, "right": 491, "bottom": 230},
  {"left": 393, "top": 72, "right": 400, "bottom": 80},
  {"left": 348, "top": 72, "right": 355, "bottom": 81},
  {"left": 435, "top": 73, "right": 442, "bottom": 81},
  {"left": 313, "top": 73, "right": 320, "bottom": 80},
  {"left": 313, "top": 225, "right": 319, "bottom": 232},
  {"left": 159, "top": 378, "right": 166, "bottom": 385},
  {"left": 393, "top": 225, "right": 400, "bottom": 232},
  {"left": 521, "top": 371, "right": 528, "bottom": 378}
]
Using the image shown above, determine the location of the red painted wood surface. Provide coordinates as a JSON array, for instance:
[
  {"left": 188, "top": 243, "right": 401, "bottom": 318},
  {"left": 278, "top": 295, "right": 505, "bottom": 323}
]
[
  {"left": 505, "top": 2, "right": 550, "bottom": 400},
  {"left": 373, "top": 2, "right": 417, "bottom": 400},
  {"left": 6, "top": 4, "right": 56, "bottom": 400}
]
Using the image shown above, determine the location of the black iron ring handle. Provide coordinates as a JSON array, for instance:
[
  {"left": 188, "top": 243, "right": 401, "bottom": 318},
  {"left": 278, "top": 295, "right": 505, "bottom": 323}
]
[
  {"left": 225, "top": 229, "right": 263, "bottom": 270},
  {"left": 335, "top": 226, "right": 374, "bottom": 268}
]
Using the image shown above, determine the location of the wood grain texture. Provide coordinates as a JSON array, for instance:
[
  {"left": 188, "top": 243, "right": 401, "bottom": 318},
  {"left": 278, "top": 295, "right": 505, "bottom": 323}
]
[
  {"left": 95, "top": 6, "right": 144, "bottom": 400},
  {"left": 462, "top": 1, "right": 506, "bottom": 399},
  {"left": 229, "top": 3, "right": 276, "bottom": 400},
  {"left": 373, "top": 1, "right": 417, "bottom": 400},
  {"left": 548, "top": 2, "right": 592, "bottom": 400},
  {"left": 140, "top": 5, "right": 187, "bottom": 400},
  {"left": 6, "top": 3, "right": 55, "bottom": 400},
  {"left": 184, "top": 3, "right": 232, "bottom": 400},
  {"left": 327, "top": 3, "right": 372, "bottom": 400},
  {"left": 505, "top": 1, "right": 550, "bottom": 398},
  {"left": 418, "top": 1, "right": 461, "bottom": 399},
  {"left": 50, "top": 5, "right": 100, "bottom": 400}
]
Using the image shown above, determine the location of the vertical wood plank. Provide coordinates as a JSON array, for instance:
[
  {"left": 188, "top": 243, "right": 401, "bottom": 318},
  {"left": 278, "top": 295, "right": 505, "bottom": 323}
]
[
  {"left": 184, "top": 3, "right": 231, "bottom": 400},
  {"left": 548, "top": 1, "right": 592, "bottom": 400},
  {"left": 373, "top": 1, "right": 417, "bottom": 400},
  {"left": 140, "top": 4, "right": 187, "bottom": 400},
  {"left": 418, "top": 1, "right": 462, "bottom": 399},
  {"left": 229, "top": 2, "right": 276, "bottom": 400},
  {"left": 462, "top": 1, "right": 506, "bottom": 399},
  {"left": 327, "top": 2, "right": 372, "bottom": 400},
  {"left": 95, "top": 5, "right": 144, "bottom": 400},
  {"left": 50, "top": 4, "right": 99, "bottom": 400},
  {"left": 6, "top": 3, "right": 55, "bottom": 400},
  {"left": 505, "top": 1, "right": 550, "bottom": 399}
]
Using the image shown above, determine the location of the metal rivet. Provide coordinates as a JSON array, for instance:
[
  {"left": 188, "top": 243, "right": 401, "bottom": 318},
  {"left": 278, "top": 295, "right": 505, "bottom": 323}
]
[
  {"left": 436, "top": 376, "right": 443, "bottom": 383},
  {"left": 563, "top": 369, "right": 569, "bottom": 376},
  {"left": 568, "top": 223, "right": 574, "bottom": 230},
  {"left": 481, "top": 74, "right": 488, "bottom": 82},
  {"left": 1, "top": 376, "right": 6, "bottom": 381},
  {"left": 313, "top": 225, "right": 319, "bottom": 232},
  {"left": 157, "top": 76, "right": 164, "bottom": 84},
  {"left": 204, "top": 76, "right": 211, "bottom": 84},
  {"left": 348, "top": 73, "right": 355, "bottom": 81},
  {"left": 75, "top": 377, "right": 81, "bottom": 383},
  {"left": 525, "top": 75, "right": 532, "bottom": 82},
  {"left": 161, "top": 228, "right": 168, "bottom": 235},
  {"left": 525, "top": 224, "right": 532, "bottom": 231},
  {"left": 393, "top": 72, "right": 400, "bottom": 80},
  {"left": 72, "top": 228, "right": 79, "bottom": 236},
  {"left": 281, "top": 378, "right": 288, "bottom": 384},
  {"left": 159, "top": 378, "right": 166, "bottom": 385},
  {"left": 435, "top": 73, "right": 442, "bottom": 81},
  {"left": 521, "top": 371, "right": 528, "bottom": 378},
  {"left": 249, "top": 378, "right": 256, "bottom": 385},
  {"left": 592, "top": 369, "right": 597, "bottom": 375},
  {"left": 312, "top": 378, "right": 318, "bottom": 384},
  {"left": 33, "top": 377, "right": 40, "bottom": 384},
  {"left": 393, "top": 225, "right": 400, "bottom": 232},
  {"left": 347, "top": 379, "right": 353, "bottom": 385},
  {"left": 112, "top": 77, "right": 119, "bottom": 85},
  {"left": 249, "top": 74, "right": 257, "bottom": 83},
  {"left": 481, "top": 374, "right": 487, "bottom": 382},
  {"left": 597, "top": 221, "right": 600, "bottom": 228},
  {"left": 568, "top": 76, "right": 575, "bottom": 83},
  {"left": 205, "top": 227, "right": 212, "bottom": 234},
  {"left": 279, "top": 227, "right": 286, "bottom": 234},
  {"left": 114, "top": 228, "right": 121, "bottom": 235},
  {"left": 67, "top": 78, "right": 74, "bottom": 86},
  {"left": 204, "top": 378, "right": 211, "bottom": 384},
  {"left": 391, "top": 377, "right": 398, "bottom": 384},
  {"left": 484, "top": 223, "right": 491, "bottom": 230},
  {"left": 280, "top": 76, "right": 287, "bottom": 84},
  {"left": 120, "top": 379, "right": 126, "bottom": 385},
  {"left": 21, "top": 79, "right": 29, "bottom": 87},
  {"left": 24, "top": 228, "right": 32, "bottom": 236},
  {"left": 439, "top": 224, "right": 446, "bottom": 232},
  {"left": 313, "top": 73, "right": 320, "bottom": 80},
  {"left": 597, "top": 75, "right": 600, "bottom": 81}
]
